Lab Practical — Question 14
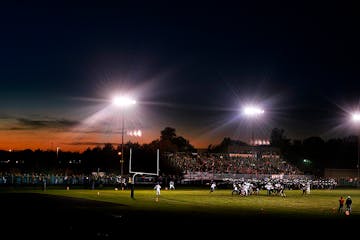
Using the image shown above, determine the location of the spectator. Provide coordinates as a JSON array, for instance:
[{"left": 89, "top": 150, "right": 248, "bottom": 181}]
[
  {"left": 345, "top": 196, "right": 352, "bottom": 214},
  {"left": 338, "top": 196, "right": 345, "bottom": 214}
]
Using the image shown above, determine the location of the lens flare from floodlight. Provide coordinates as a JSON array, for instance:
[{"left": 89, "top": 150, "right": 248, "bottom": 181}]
[
  {"left": 137, "top": 130, "right": 142, "bottom": 137},
  {"left": 243, "top": 106, "right": 264, "bottom": 116},
  {"left": 127, "top": 130, "right": 142, "bottom": 137},
  {"left": 113, "top": 96, "right": 136, "bottom": 107},
  {"left": 352, "top": 112, "right": 360, "bottom": 122}
]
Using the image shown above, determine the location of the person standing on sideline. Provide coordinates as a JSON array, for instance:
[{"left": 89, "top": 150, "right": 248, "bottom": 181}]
[
  {"left": 169, "top": 180, "right": 175, "bottom": 190},
  {"left": 42, "top": 177, "right": 47, "bottom": 191},
  {"left": 338, "top": 196, "right": 345, "bottom": 214},
  {"left": 154, "top": 182, "right": 161, "bottom": 201},
  {"left": 345, "top": 196, "right": 352, "bottom": 214}
]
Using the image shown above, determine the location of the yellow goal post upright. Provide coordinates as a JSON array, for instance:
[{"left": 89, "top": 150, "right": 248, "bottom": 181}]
[{"left": 128, "top": 148, "right": 159, "bottom": 199}]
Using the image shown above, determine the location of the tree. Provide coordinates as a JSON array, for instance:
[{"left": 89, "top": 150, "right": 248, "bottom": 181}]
[
  {"left": 302, "top": 136, "right": 326, "bottom": 174},
  {"left": 173, "top": 136, "right": 195, "bottom": 152},
  {"left": 270, "top": 128, "right": 290, "bottom": 148},
  {"left": 160, "top": 127, "right": 177, "bottom": 141},
  {"left": 159, "top": 127, "right": 194, "bottom": 153}
]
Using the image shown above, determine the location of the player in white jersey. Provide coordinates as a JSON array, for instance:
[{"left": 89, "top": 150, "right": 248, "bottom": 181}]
[
  {"left": 154, "top": 183, "right": 161, "bottom": 196},
  {"left": 210, "top": 182, "right": 216, "bottom": 192},
  {"left": 169, "top": 180, "right": 175, "bottom": 190}
]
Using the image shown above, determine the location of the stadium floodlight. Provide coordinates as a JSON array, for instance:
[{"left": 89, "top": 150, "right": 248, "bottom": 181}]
[
  {"left": 56, "top": 146, "right": 60, "bottom": 162},
  {"left": 127, "top": 129, "right": 142, "bottom": 137},
  {"left": 351, "top": 111, "right": 360, "bottom": 187},
  {"left": 113, "top": 96, "right": 136, "bottom": 107},
  {"left": 243, "top": 106, "right": 265, "bottom": 117},
  {"left": 112, "top": 96, "right": 136, "bottom": 181},
  {"left": 242, "top": 105, "right": 264, "bottom": 145},
  {"left": 352, "top": 112, "right": 360, "bottom": 122}
]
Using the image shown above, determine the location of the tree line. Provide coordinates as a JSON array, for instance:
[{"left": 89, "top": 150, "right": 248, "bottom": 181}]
[{"left": 0, "top": 127, "right": 358, "bottom": 176}]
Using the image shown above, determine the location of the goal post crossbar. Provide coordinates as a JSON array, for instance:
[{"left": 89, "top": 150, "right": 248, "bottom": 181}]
[
  {"left": 129, "top": 148, "right": 159, "bottom": 178},
  {"left": 128, "top": 148, "right": 159, "bottom": 199}
]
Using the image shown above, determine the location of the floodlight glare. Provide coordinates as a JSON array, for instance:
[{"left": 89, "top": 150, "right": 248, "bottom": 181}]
[
  {"left": 242, "top": 105, "right": 265, "bottom": 146},
  {"left": 352, "top": 112, "right": 360, "bottom": 122},
  {"left": 243, "top": 106, "right": 264, "bottom": 116},
  {"left": 137, "top": 130, "right": 142, "bottom": 137},
  {"left": 113, "top": 97, "right": 136, "bottom": 107}
]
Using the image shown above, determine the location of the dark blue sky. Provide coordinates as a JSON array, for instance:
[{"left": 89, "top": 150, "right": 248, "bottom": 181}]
[{"left": 1, "top": 1, "right": 360, "bottom": 151}]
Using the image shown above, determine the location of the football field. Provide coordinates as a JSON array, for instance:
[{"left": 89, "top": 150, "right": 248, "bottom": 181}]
[
  {"left": 1, "top": 186, "right": 359, "bottom": 238},
  {"left": 37, "top": 187, "right": 359, "bottom": 218}
]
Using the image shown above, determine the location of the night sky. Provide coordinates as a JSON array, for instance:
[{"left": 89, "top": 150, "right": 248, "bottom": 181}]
[{"left": 1, "top": 1, "right": 359, "bottom": 152}]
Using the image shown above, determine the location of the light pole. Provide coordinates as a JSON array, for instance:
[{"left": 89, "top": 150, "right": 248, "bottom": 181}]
[
  {"left": 56, "top": 146, "right": 60, "bottom": 162},
  {"left": 351, "top": 112, "right": 360, "bottom": 187},
  {"left": 113, "top": 96, "right": 136, "bottom": 181},
  {"left": 121, "top": 111, "right": 125, "bottom": 180},
  {"left": 243, "top": 105, "right": 264, "bottom": 146}
]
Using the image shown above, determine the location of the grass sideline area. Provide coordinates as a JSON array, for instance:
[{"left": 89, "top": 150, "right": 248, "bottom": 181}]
[
  {"left": 30, "top": 187, "right": 360, "bottom": 217},
  {"left": 0, "top": 186, "right": 359, "bottom": 238}
]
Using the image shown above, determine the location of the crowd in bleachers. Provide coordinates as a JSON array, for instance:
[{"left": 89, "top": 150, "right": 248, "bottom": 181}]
[
  {"left": 0, "top": 152, "right": 350, "bottom": 189},
  {"left": 169, "top": 152, "right": 302, "bottom": 175},
  {"left": 0, "top": 169, "right": 124, "bottom": 187}
]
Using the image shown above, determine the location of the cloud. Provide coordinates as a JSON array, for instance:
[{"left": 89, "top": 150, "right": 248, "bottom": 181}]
[
  {"left": 8, "top": 127, "right": 28, "bottom": 130},
  {"left": 0, "top": 114, "right": 11, "bottom": 119},
  {"left": 0, "top": 117, "right": 80, "bottom": 130},
  {"left": 16, "top": 118, "right": 48, "bottom": 128},
  {"left": 69, "top": 129, "right": 121, "bottom": 134},
  {"left": 65, "top": 142, "right": 120, "bottom": 146},
  {"left": 16, "top": 118, "right": 79, "bottom": 129}
]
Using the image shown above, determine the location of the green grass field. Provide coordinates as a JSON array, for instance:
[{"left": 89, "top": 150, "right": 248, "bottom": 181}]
[
  {"left": 13, "top": 186, "right": 358, "bottom": 219},
  {"left": 1, "top": 186, "right": 359, "bottom": 238}
]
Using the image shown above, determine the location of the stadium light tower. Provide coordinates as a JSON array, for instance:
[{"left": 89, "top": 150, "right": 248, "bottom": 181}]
[
  {"left": 113, "top": 96, "right": 136, "bottom": 180},
  {"left": 351, "top": 111, "right": 360, "bottom": 187},
  {"left": 243, "top": 105, "right": 264, "bottom": 145}
]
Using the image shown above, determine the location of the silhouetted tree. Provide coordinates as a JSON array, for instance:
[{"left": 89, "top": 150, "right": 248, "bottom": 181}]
[
  {"left": 159, "top": 127, "right": 194, "bottom": 153},
  {"left": 160, "top": 127, "right": 177, "bottom": 141},
  {"left": 270, "top": 128, "right": 290, "bottom": 149}
]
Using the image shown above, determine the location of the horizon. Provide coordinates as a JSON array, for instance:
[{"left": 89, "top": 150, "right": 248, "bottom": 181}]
[{"left": 1, "top": 129, "right": 358, "bottom": 153}]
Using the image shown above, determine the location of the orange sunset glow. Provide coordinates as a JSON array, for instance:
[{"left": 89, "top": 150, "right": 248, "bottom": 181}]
[{"left": 0, "top": 126, "right": 218, "bottom": 152}]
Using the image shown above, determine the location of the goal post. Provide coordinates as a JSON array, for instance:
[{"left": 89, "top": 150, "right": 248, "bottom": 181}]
[{"left": 128, "top": 148, "right": 159, "bottom": 198}]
